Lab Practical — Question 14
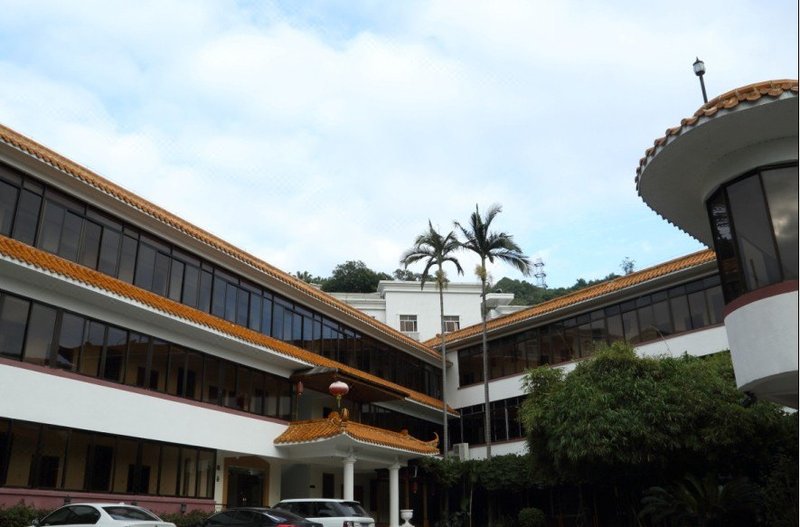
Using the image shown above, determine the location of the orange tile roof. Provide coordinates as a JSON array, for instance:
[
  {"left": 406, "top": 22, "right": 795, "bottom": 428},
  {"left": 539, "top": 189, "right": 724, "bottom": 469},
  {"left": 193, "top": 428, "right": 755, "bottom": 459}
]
[
  {"left": 635, "top": 79, "right": 798, "bottom": 182},
  {"left": 0, "top": 123, "right": 440, "bottom": 363},
  {"left": 424, "top": 249, "right": 717, "bottom": 348},
  {"left": 0, "top": 235, "right": 455, "bottom": 414},
  {"left": 275, "top": 410, "right": 440, "bottom": 455}
]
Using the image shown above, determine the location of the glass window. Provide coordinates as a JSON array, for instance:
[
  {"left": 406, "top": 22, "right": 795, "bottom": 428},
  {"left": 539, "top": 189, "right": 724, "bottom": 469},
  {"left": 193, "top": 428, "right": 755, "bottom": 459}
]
[
  {"left": 125, "top": 332, "right": 150, "bottom": 388},
  {"left": 56, "top": 313, "right": 84, "bottom": 371},
  {"left": 0, "top": 180, "right": 19, "bottom": 236},
  {"left": 11, "top": 190, "right": 42, "bottom": 245},
  {"left": 622, "top": 309, "right": 639, "bottom": 344},
  {"left": 36, "top": 425, "right": 68, "bottom": 489},
  {"left": 0, "top": 294, "right": 29, "bottom": 359},
  {"left": 139, "top": 442, "right": 160, "bottom": 494},
  {"left": 97, "top": 229, "right": 121, "bottom": 276},
  {"left": 727, "top": 176, "right": 782, "bottom": 291},
  {"left": 58, "top": 211, "right": 83, "bottom": 261},
  {"left": 203, "top": 356, "right": 220, "bottom": 404},
  {"left": 79, "top": 321, "right": 105, "bottom": 378},
  {"left": 167, "top": 345, "right": 187, "bottom": 397},
  {"left": 399, "top": 315, "right": 418, "bottom": 333},
  {"left": 168, "top": 260, "right": 184, "bottom": 302},
  {"left": 184, "top": 351, "right": 203, "bottom": 401},
  {"left": 706, "top": 285, "right": 724, "bottom": 325},
  {"left": 149, "top": 339, "right": 169, "bottom": 391},
  {"left": 152, "top": 252, "right": 171, "bottom": 297},
  {"left": 118, "top": 234, "right": 138, "bottom": 283},
  {"left": 198, "top": 270, "right": 213, "bottom": 313},
  {"left": 86, "top": 435, "right": 114, "bottom": 491},
  {"left": 652, "top": 299, "right": 672, "bottom": 336},
  {"left": 762, "top": 166, "right": 799, "bottom": 280},
  {"left": 63, "top": 429, "right": 91, "bottom": 490},
  {"left": 78, "top": 220, "right": 102, "bottom": 269},
  {"left": 5, "top": 421, "right": 38, "bottom": 486},
  {"left": 211, "top": 276, "right": 227, "bottom": 318},
  {"left": 197, "top": 449, "right": 215, "bottom": 498},
  {"left": 179, "top": 448, "right": 197, "bottom": 497},
  {"left": 23, "top": 304, "right": 57, "bottom": 366},
  {"left": 134, "top": 243, "right": 157, "bottom": 291},
  {"left": 688, "top": 291, "right": 709, "bottom": 329},
  {"left": 159, "top": 445, "right": 179, "bottom": 496},
  {"left": 181, "top": 264, "right": 199, "bottom": 307},
  {"left": 637, "top": 304, "right": 657, "bottom": 342},
  {"left": 606, "top": 314, "right": 624, "bottom": 344},
  {"left": 443, "top": 316, "right": 460, "bottom": 332},
  {"left": 101, "top": 326, "right": 127, "bottom": 382},
  {"left": 112, "top": 437, "right": 138, "bottom": 493},
  {"left": 221, "top": 361, "right": 237, "bottom": 408},
  {"left": 39, "top": 201, "right": 65, "bottom": 254}
]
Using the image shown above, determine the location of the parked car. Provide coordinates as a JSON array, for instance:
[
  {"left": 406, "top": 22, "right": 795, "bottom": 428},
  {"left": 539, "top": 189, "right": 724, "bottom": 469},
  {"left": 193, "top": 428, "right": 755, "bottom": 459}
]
[
  {"left": 30, "top": 503, "right": 176, "bottom": 527},
  {"left": 272, "top": 499, "right": 374, "bottom": 527},
  {"left": 202, "top": 508, "right": 322, "bottom": 527}
]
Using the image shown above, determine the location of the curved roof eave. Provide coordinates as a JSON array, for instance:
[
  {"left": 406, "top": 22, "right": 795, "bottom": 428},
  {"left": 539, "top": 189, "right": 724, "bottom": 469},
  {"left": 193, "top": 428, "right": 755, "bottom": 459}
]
[{"left": 635, "top": 80, "right": 798, "bottom": 244}]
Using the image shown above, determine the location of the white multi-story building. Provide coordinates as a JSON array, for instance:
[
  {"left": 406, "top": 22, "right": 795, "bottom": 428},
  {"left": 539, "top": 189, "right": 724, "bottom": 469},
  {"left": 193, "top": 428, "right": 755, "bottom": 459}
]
[{"left": 332, "top": 280, "right": 523, "bottom": 342}]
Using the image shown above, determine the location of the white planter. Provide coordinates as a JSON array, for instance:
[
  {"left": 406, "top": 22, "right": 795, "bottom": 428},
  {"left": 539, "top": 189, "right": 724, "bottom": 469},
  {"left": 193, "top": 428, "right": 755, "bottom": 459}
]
[{"left": 400, "top": 509, "right": 414, "bottom": 526}]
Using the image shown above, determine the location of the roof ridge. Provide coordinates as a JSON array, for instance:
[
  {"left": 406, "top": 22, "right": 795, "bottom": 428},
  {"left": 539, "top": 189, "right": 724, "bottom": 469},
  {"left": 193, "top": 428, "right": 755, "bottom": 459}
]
[{"left": 426, "top": 249, "right": 716, "bottom": 347}]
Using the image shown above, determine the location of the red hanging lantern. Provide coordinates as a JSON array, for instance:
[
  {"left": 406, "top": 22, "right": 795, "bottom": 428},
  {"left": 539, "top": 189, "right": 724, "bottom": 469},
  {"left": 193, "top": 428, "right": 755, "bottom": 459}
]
[{"left": 329, "top": 380, "right": 349, "bottom": 409}]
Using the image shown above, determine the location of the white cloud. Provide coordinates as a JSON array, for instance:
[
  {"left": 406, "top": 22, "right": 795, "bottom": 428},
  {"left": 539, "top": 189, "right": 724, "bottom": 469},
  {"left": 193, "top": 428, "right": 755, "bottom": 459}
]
[{"left": 0, "top": 0, "right": 795, "bottom": 287}]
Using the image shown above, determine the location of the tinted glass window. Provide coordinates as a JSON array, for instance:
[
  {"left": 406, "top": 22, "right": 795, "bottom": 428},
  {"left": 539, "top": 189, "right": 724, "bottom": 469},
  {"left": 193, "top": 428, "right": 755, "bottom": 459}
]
[
  {"left": 23, "top": 304, "right": 57, "bottom": 366},
  {"left": 0, "top": 180, "right": 18, "bottom": 235},
  {"left": 762, "top": 166, "right": 799, "bottom": 280},
  {"left": 11, "top": 190, "right": 42, "bottom": 245},
  {"left": 102, "top": 507, "right": 159, "bottom": 521},
  {"left": 0, "top": 295, "right": 30, "bottom": 359}
]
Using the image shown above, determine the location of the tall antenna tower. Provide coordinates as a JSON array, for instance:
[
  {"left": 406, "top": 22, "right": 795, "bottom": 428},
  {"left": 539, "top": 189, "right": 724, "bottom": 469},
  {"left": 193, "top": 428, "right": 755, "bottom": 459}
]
[{"left": 533, "top": 258, "right": 547, "bottom": 289}]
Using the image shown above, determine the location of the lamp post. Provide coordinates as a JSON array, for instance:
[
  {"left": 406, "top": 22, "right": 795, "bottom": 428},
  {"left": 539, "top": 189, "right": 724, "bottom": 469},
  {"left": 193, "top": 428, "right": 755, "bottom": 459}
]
[{"left": 693, "top": 57, "right": 708, "bottom": 104}]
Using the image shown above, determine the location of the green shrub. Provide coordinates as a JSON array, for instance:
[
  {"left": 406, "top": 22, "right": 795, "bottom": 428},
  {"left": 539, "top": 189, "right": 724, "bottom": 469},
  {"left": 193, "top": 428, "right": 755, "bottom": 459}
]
[
  {"left": 0, "top": 503, "right": 50, "bottom": 527},
  {"left": 518, "top": 507, "right": 546, "bottom": 527},
  {"left": 157, "top": 510, "right": 211, "bottom": 527}
]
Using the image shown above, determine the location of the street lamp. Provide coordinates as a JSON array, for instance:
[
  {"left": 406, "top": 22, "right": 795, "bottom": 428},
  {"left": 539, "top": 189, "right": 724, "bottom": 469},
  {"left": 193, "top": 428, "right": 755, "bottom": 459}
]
[{"left": 693, "top": 57, "right": 708, "bottom": 104}]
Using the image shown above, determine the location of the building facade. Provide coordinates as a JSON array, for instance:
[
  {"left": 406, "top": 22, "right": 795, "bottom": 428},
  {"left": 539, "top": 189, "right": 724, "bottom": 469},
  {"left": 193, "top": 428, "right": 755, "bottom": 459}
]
[
  {"left": 427, "top": 250, "right": 730, "bottom": 460},
  {"left": 0, "top": 124, "right": 448, "bottom": 527},
  {"left": 636, "top": 79, "right": 798, "bottom": 408}
]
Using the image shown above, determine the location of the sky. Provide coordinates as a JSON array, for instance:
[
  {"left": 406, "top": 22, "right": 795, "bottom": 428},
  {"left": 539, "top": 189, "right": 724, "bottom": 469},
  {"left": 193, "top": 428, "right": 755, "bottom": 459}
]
[{"left": 0, "top": 1, "right": 796, "bottom": 288}]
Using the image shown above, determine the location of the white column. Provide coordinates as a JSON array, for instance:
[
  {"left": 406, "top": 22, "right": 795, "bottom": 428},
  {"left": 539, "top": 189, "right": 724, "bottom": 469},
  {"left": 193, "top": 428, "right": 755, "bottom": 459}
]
[
  {"left": 389, "top": 462, "right": 402, "bottom": 527},
  {"left": 343, "top": 456, "right": 356, "bottom": 501}
]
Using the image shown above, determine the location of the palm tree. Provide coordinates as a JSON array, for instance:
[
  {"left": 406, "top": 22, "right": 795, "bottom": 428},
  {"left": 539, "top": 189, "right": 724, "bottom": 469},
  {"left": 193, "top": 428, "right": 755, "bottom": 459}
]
[
  {"left": 455, "top": 204, "right": 531, "bottom": 459},
  {"left": 400, "top": 220, "right": 463, "bottom": 459}
]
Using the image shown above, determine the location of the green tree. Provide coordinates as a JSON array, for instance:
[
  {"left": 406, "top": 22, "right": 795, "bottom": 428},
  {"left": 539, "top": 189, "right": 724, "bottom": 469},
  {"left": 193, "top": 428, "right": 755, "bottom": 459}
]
[
  {"left": 519, "top": 342, "right": 796, "bottom": 522},
  {"left": 392, "top": 268, "right": 422, "bottom": 281},
  {"left": 456, "top": 204, "right": 531, "bottom": 459},
  {"left": 320, "top": 260, "right": 390, "bottom": 293},
  {"left": 294, "top": 270, "right": 324, "bottom": 284},
  {"left": 401, "top": 220, "right": 463, "bottom": 460}
]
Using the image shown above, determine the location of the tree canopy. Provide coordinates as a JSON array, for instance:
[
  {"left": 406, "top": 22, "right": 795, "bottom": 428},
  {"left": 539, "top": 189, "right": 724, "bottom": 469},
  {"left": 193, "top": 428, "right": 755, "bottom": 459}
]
[
  {"left": 319, "top": 260, "right": 391, "bottom": 293},
  {"left": 519, "top": 343, "right": 792, "bottom": 485}
]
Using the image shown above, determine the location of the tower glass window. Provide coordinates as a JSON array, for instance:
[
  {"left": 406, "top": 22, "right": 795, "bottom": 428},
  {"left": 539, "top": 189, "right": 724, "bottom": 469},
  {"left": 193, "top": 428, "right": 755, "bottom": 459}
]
[{"left": 706, "top": 163, "right": 798, "bottom": 303}]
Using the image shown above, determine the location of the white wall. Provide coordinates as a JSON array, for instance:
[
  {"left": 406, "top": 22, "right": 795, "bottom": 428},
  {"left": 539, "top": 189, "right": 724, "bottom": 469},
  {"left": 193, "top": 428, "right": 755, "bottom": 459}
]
[
  {"left": 0, "top": 363, "right": 288, "bottom": 456},
  {"left": 725, "top": 290, "right": 798, "bottom": 405}
]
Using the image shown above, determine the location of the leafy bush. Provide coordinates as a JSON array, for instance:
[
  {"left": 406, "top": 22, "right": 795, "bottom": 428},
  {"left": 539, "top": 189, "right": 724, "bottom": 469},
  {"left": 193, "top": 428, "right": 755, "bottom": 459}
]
[
  {"left": 157, "top": 510, "right": 211, "bottom": 527},
  {"left": 518, "top": 507, "right": 546, "bottom": 527},
  {"left": 0, "top": 503, "right": 50, "bottom": 527}
]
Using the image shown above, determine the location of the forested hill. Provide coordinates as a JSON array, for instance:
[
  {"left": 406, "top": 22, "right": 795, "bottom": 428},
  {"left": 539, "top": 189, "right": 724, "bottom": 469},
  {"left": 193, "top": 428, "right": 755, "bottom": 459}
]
[{"left": 494, "top": 274, "right": 620, "bottom": 306}]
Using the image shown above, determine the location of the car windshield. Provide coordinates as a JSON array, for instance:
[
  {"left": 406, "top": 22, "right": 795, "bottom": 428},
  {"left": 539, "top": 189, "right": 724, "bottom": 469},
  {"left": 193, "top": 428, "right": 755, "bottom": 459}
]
[
  {"left": 337, "top": 502, "right": 368, "bottom": 516},
  {"left": 102, "top": 507, "right": 160, "bottom": 521}
]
